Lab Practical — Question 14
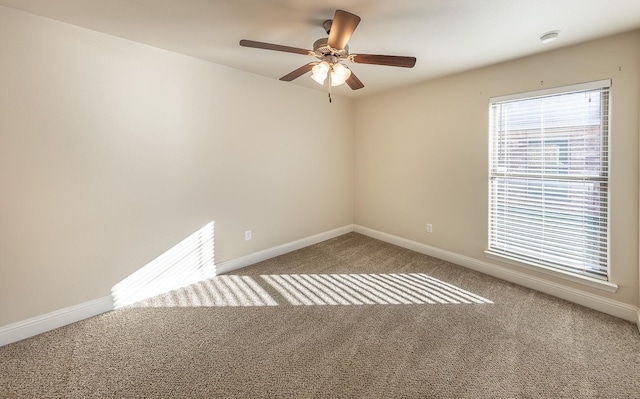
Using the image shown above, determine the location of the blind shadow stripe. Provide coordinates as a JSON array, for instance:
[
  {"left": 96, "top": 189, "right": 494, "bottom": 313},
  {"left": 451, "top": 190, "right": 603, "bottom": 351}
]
[
  {"left": 202, "top": 279, "right": 227, "bottom": 306},
  {"left": 413, "top": 274, "right": 493, "bottom": 303},
  {"left": 281, "top": 275, "right": 327, "bottom": 305},
  {"left": 336, "top": 274, "right": 394, "bottom": 304},
  {"left": 193, "top": 281, "right": 215, "bottom": 306},
  {"left": 377, "top": 274, "right": 442, "bottom": 304},
  {"left": 343, "top": 274, "right": 402, "bottom": 304},
  {"left": 352, "top": 274, "right": 416, "bottom": 304},
  {"left": 211, "top": 277, "right": 239, "bottom": 306},
  {"left": 301, "top": 274, "right": 356, "bottom": 305},
  {"left": 228, "top": 275, "right": 266, "bottom": 306},
  {"left": 367, "top": 274, "right": 438, "bottom": 304},
  {"left": 261, "top": 275, "right": 308, "bottom": 305},
  {"left": 388, "top": 274, "right": 464, "bottom": 304},
  {"left": 220, "top": 276, "right": 253, "bottom": 306},
  {"left": 240, "top": 276, "right": 278, "bottom": 306},
  {"left": 292, "top": 275, "right": 343, "bottom": 305},
  {"left": 316, "top": 274, "right": 372, "bottom": 305}
]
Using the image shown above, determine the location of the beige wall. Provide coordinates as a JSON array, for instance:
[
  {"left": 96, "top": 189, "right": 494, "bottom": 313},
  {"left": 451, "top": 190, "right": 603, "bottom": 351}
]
[
  {"left": 2, "top": 5, "right": 639, "bottom": 329},
  {"left": 0, "top": 7, "right": 354, "bottom": 326},
  {"left": 355, "top": 30, "right": 640, "bottom": 306}
]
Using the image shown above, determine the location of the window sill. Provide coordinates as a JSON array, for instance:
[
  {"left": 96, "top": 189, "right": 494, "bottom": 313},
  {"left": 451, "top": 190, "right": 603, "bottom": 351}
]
[{"left": 484, "top": 251, "right": 619, "bottom": 293}]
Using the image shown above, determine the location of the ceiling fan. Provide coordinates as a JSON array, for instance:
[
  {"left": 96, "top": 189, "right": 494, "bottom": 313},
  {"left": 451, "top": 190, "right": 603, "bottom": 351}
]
[{"left": 240, "top": 9, "right": 416, "bottom": 102}]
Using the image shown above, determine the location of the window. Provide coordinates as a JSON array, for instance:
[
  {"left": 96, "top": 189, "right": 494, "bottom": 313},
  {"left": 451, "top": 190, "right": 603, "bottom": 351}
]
[{"left": 487, "top": 80, "right": 610, "bottom": 281}]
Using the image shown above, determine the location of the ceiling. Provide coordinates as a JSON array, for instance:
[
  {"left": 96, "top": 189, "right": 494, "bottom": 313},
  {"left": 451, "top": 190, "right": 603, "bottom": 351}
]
[{"left": 2, "top": 0, "right": 640, "bottom": 98}]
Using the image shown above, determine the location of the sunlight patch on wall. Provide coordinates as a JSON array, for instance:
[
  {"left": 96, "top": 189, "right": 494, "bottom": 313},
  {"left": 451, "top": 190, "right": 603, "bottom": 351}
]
[
  {"left": 111, "top": 221, "right": 215, "bottom": 309},
  {"left": 261, "top": 273, "right": 493, "bottom": 306}
]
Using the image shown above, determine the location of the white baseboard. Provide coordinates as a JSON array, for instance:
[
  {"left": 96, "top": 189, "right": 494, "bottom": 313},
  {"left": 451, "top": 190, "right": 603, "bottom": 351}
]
[
  {"left": 5, "top": 223, "right": 634, "bottom": 347},
  {"left": 0, "top": 225, "right": 355, "bottom": 347},
  {"left": 215, "top": 225, "right": 354, "bottom": 275},
  {"left": 0, "top": 296, "right": 113, "bottom": 347},
  {"left": 354, "top": 225, "right": 639, "bottom": 323}
]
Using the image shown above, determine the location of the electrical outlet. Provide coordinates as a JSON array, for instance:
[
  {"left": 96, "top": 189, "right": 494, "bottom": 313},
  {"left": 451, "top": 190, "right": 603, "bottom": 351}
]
[
  {"left": 427, "top": 224, "right": 433, "bottom": 233},
  {"left": 245, "top": 230, "right": 252, "bottom": 240}
]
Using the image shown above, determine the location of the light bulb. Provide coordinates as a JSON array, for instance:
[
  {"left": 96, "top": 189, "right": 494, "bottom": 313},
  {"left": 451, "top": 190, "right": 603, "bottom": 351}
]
[
  {"left": 330, "top": 63, "right": 351, "bottom": 86},
  {"left": 310, "top": 61, "right": 330, "bottom": 85}
]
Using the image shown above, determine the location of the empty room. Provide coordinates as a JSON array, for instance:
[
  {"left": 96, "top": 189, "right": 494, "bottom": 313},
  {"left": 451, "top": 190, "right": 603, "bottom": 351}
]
[{"left": 1, "top": 1, "right": 640, "bottom": 397}]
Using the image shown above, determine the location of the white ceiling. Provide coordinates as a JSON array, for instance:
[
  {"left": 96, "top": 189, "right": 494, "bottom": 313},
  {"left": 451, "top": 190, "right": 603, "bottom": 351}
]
[{"left": 2, "top": 0, "right": 640, "bottom": 98}]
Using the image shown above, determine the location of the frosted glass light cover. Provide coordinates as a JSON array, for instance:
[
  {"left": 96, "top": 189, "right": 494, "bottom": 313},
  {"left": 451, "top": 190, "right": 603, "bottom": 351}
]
[
  {"left": 331, "top": 63, "right": 351, "bottom": 86},
  {"left": 310, "top": 61, "right": 330, "bottom": 85}
]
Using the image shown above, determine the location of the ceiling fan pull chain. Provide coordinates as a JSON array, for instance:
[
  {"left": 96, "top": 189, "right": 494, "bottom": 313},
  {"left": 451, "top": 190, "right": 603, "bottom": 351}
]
[{"left": 328, "top": 71, "right": 332, "bottom": 103}]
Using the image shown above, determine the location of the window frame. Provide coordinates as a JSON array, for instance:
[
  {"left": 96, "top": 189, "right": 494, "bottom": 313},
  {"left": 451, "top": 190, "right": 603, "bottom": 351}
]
[{"left": 486, "top": 80, "right": 617, "bottom": 292}]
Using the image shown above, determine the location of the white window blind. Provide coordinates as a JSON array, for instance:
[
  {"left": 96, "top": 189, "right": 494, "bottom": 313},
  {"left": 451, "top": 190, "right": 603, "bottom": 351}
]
[{"left": 488, "top": 81, "right": 610, "bottom": 281}]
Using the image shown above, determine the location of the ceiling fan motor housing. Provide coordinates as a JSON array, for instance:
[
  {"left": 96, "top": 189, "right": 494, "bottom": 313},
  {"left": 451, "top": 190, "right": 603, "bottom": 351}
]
[
  {"left": 313, "top": 38, "right": 349, "bottom": 58},
  {"left": 323, "top": 19, "right": 333, "bottom": 34}
]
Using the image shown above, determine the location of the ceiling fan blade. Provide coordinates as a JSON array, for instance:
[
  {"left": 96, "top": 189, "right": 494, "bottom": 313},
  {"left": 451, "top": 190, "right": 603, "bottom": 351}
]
[
  {"left": 352, "top": 54, "right": 417, "bottom": 68},
  {"left": 327, "top": 10, "right": 361, "bottom": 50},
  {"left": 346, "top": 71, "right": 365, "bottom": 90},
  {"left": 239, "top": 39, "right": 311, "bottom": 56},
  {"left": 280, "top": 63, "right": 317, "bottom": 81}
]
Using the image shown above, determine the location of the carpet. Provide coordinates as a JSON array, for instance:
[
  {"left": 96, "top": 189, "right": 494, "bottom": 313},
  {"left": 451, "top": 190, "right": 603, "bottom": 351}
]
[{"left": 1, "top": 233, "right": 639, "bottom": 398}]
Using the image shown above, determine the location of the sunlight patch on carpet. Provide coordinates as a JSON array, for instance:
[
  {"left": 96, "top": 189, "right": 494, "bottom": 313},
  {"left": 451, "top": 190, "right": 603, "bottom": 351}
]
[
  {"left": 129, "top": 275, "right": 278, "bottom": 307},
  {"left": 262, "top": 273, "right": 493, "bottom": 306},
  {"left": 260, "top": 273, "right": 493, "bottom": 305},
  {"left": 126, "top": 271, "right": 492, "bottom": 308}
]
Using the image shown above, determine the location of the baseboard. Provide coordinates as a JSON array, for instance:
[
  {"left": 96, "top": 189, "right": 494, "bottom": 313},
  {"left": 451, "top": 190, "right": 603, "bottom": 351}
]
[
  {"left": 0, "top": 225, "right": 355, "bottom": 347},
  {"left": 216, "top": 224, "right": 355, "bottom": 275},
  {"left": 0, "top": 296, "right": 113, "bottom": 347},
  {"left": 6, "top": 223, "right": 633, "bottom": 346},
  {"left": 354, "top": 225, "right": 639, "bottom": 323}
]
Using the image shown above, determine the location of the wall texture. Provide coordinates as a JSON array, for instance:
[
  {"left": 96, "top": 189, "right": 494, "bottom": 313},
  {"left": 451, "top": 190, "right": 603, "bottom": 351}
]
[
  {"left": 355, "top": 30, "right": 640, "bottom": 307},
  {"left": 0, "top": 7, "right": 354, "bottom": 326}
]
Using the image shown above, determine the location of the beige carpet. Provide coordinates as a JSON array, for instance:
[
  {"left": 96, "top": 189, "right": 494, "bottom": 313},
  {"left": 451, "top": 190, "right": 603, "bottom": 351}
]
[{"left": 2, "top": 233, "right": 639, "bottom": 398}]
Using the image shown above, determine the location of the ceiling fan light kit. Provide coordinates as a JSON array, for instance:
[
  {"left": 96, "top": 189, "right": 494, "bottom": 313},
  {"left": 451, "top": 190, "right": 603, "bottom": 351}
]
[
  {"left": 329, "top": 63, "right": 351, "bottom": 86},
  {"left": 310, "top": 59, "right": 352, "bottom": 86},
  {"left": 239, "top": 9, "right": 417, "bottom": 102},
  {"left": 310, "top": 62, "right": 329, "bottom": 85}
]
